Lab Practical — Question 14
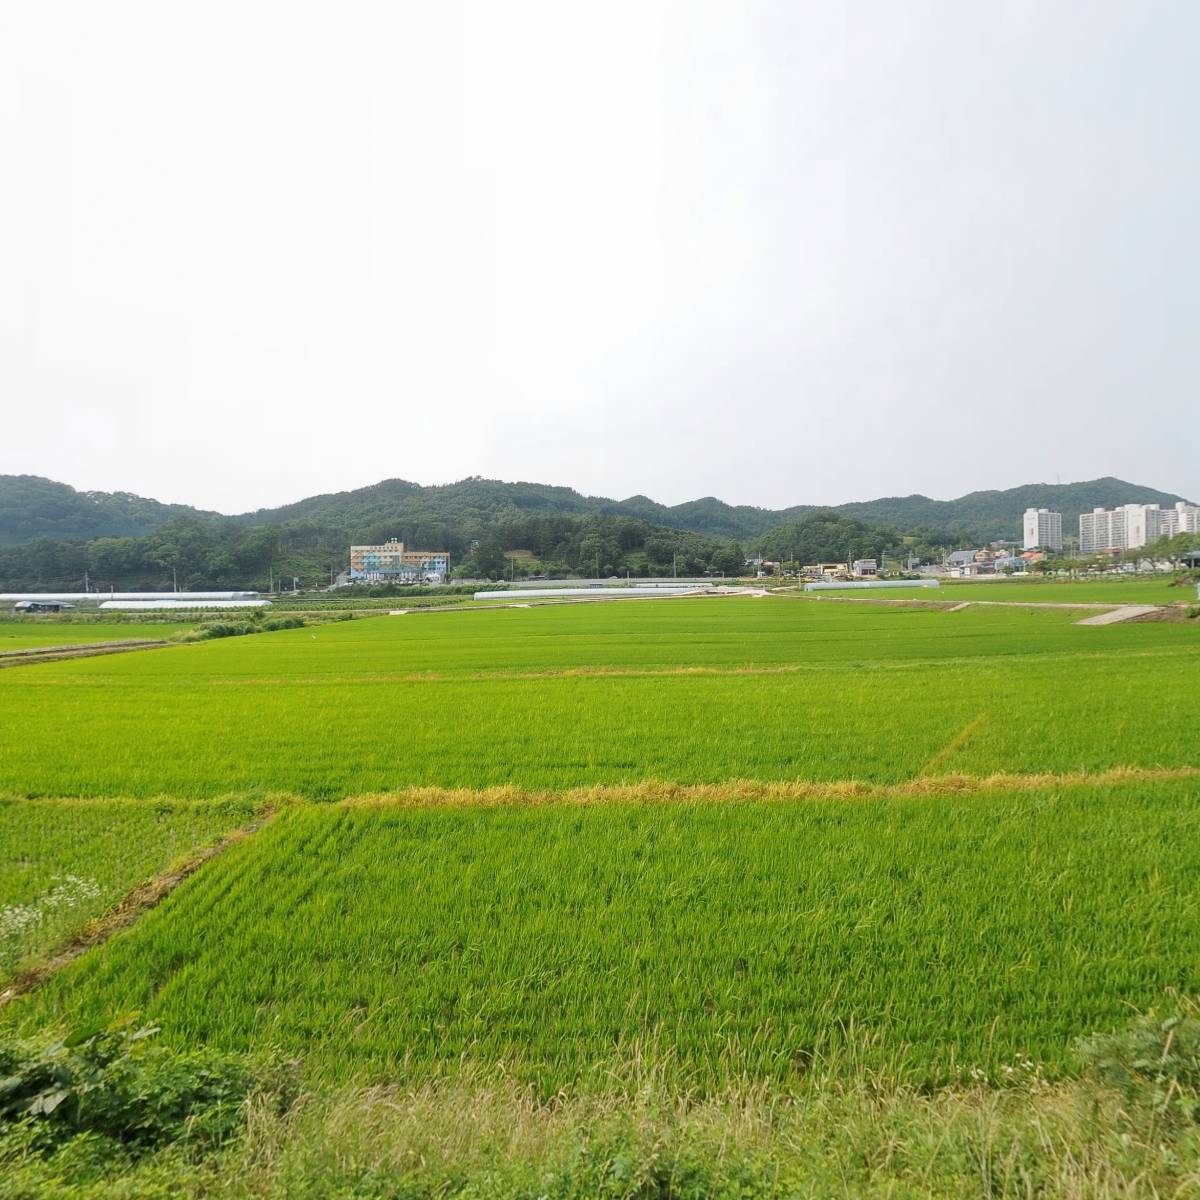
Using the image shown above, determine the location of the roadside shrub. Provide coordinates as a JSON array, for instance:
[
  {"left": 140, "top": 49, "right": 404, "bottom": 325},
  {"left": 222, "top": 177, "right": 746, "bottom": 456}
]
[
  {"left": 1078, "top": 1003, "right": 1200, "bottom": 1122},
  {"left": 263, "top": 617, "right": 306, "bottom": 632},
  {"left": 198, "top": 622, "right": 253, "bottom": 640},
  {"left": 0, "top": 1023, "right": 256, "bottom": 1156}
]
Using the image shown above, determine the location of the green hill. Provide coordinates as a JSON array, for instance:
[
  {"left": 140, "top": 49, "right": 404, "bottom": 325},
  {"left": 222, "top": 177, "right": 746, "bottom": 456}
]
[
  {"left": 0, "top": 476, "right": 211, "bottom": 546},
  {"left": 2, "top": 473, "right": 1189, "bottom": 548},
  {"left": 229, "top": 477, "right": 809, "bottom": 545},
  {"left": 232, "top": 475, "right": 1191, "bottom": 545},
  {"left": 0, "top": 474, "right": 1191, "bottom": 591}
]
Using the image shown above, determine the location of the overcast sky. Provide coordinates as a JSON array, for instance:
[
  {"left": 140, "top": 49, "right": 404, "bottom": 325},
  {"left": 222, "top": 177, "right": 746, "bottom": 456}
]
[{"left": 1, "top": 2, "right": 1195, "bottom": 515}]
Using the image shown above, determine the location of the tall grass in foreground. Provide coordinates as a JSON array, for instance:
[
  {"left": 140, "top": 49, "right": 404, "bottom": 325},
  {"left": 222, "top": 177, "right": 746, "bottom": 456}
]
[{"left": 6, "top": 1008, "right": 1200, "bottom": 1198}]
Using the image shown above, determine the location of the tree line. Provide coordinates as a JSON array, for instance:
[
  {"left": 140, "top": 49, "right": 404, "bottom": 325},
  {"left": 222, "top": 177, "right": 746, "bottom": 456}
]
[{"left": 0, "top": 514, "right": 749, "bottom": 590}]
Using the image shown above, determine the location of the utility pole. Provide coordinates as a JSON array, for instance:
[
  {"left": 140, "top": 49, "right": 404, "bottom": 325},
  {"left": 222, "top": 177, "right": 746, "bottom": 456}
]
[
  {"left": 672, "top": 552, "right": 677, "bottom": 580},
  {"left": 172, "top": 566, "right": 178, "bottom": 593}
]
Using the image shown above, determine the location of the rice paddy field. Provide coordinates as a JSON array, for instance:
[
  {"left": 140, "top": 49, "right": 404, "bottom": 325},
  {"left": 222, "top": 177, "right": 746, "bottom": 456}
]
[
  {"left": 0, "top": 599, "right": 1195, "bottom": 797},
  {"left": 2, "top": 593, "right": 1199, "bottom": 1195},
  {"left": 810, "top": 576, "right": 1191, "bottom": 604},
  {"left": 12, "top": 777, "right": 1199, "bottom": 1091},
  {"left": 0, "top": 797, "right": 259, "bottom": 978},
  {"left": 0, "top": 620, "right": 194, "bottom": 649}
]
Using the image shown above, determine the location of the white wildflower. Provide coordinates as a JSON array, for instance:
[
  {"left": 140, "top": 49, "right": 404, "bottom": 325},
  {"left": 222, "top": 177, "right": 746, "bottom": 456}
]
[{"left": 0, "top": 875, "right": 103, "bottom": 944}]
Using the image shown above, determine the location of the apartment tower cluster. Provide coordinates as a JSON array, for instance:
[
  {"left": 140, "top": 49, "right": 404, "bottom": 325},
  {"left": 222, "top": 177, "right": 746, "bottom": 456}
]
[
  {"left": 1078, "top": 502, "right": 1200, "bottom": 553},
  {"left": 1022, "top": 502, "right": 1200, "bottom": 554}
]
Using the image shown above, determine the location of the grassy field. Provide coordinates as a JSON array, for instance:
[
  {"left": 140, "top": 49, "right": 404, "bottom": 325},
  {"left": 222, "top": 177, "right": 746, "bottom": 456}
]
[
  {"left": 0, "top": 621, "right": 194, "bottom": 649},
  {"left": 0, "top": 600, "right": 1195, "bottom": 798},
  {"left": 0, "top": 797, "right": 260, "bottom": 979},
  {"left": 809, "top": 577, "right": 1194, "bottom": 604},
  {"left": 2, "top": 595, "right": 1199, "bottom": 1196},
  {"left": 10, "top": 777, "right": 1198, "bottom": 1091}
]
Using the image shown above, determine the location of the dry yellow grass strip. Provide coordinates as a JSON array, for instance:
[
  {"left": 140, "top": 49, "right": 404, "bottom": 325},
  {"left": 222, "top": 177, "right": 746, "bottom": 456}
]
[{"left": 341, "top": 765, "right": 1200, "bottom": 812}]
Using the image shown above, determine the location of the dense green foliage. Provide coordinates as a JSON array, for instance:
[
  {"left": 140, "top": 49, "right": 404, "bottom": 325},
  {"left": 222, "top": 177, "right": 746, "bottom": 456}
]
[
  {"left": 0, "top": 798, "right": 261, "bottom": 977},
  {"left": 10, "top": 1037, "right": 1200, "bottom": 1198},
  {"left": 9, "top": 779, "right": 1199, "bottom": 1089},
  {"left": 464, "top": 514, "right": 743, "bottom": 579},
  {"left": 0, "top": 477, "right": 210, "bottom": 547},
  {"left": 235, "top": 476, "right": 801, "bottom": 542},
  {"left": 0, "top": 512, "right": 743, "bottom": 591},
  {"left": 0, "top": 520, "right": 314, "bottom": 593},
  {"left": 749, "top": 509, "right": 905, "bottom": 563},
  {"left": 0, "top": 1023, "right": 256, "bottom": 1155},
  {"left": 169, "top": 473, "right": 1200, "bottom": 544}
]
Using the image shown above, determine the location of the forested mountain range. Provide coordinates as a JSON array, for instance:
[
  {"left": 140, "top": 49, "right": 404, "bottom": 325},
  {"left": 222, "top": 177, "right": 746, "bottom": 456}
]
[
  {"left": 232, "top": 474, "right": 1190, "bottom": 544},
  {"left": 0, "top": 472, "right": 1190, "bottom": 590},
  {"left": 2, "top": 473, "right": 1188, "bottom": 547}
]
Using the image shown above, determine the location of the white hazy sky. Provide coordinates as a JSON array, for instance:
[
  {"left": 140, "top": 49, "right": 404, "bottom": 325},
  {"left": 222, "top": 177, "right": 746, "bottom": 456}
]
[{"left": 1, "top": 1, "right": 1196, "bottom": 515}]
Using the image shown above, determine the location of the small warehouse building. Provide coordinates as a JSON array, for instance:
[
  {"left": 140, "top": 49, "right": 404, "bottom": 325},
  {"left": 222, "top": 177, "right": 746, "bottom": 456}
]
[{"left": 13, "top": 600, "right": 75, "bottom": 614}]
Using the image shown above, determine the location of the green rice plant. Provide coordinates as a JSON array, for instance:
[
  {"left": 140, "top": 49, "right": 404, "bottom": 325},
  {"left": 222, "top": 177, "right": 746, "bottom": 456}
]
[
  {"left": 11, "top": 779, "right": 1199, "bottom": 1092},
  {"left": 809, "top": 578, "right": 1183, "bottom": 604},
  {"left": 0, "top": 623, "right": 194, "bottom": 650},
  {"left": 0, "top": 797, "right": 261, "bottom": 979},
  {"left": 0, "top": 601, "right": 1195, "bottom": 798}
]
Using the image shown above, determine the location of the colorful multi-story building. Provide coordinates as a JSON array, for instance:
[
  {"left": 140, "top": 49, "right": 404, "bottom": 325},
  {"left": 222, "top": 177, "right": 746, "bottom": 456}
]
[{"left": 349, "top": 539, "right": 450, "bottom": 583}]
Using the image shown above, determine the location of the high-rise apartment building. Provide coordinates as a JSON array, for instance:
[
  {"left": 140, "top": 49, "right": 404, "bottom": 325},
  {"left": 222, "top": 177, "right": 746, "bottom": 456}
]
[
  {"left": 1022, "top": 508, "right": 1063, "bottom": 551},
  {"left": 1078, "top": 502, "right": 1200, "bottom": 554},
  {"left": 1156, "top": 501, "right": 1200, "bottom": 539}
]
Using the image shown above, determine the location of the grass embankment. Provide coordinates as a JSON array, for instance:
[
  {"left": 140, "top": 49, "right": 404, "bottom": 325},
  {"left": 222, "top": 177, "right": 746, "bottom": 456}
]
[{"left": 0, "top": 602, "right": 1197, "bottom": 797}]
